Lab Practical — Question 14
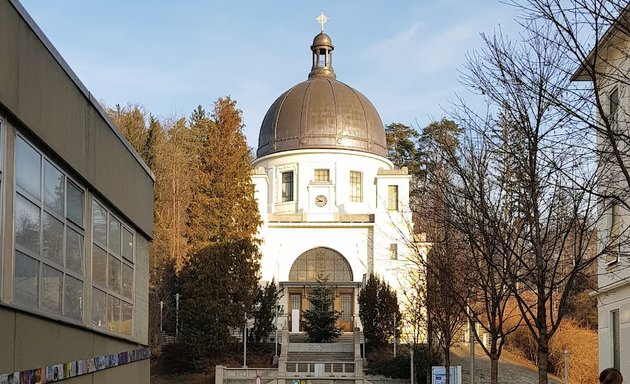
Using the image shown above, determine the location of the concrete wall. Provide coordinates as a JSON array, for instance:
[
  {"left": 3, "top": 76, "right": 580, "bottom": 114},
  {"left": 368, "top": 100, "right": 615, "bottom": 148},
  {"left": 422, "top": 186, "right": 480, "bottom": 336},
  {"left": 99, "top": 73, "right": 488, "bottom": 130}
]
[
  {"left": 0, "top": 1, "right": 153, "bottom": 382},
  {"left": 0, "top": 307, "right": 149, "bottom": 382},
  {"left": 0, "top": 0, "right": 154, "bottom": 237}
]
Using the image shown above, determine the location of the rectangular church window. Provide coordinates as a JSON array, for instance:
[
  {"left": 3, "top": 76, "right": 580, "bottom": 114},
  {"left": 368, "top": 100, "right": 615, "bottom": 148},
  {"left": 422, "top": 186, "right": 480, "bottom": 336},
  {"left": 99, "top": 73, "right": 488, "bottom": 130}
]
[
  {"left": 314, "top": 168, "right": 330, "bottom": 182},
  {"left": 341, "top": 294, "right": 352, "bottom": 321},
  {"left": 282, "top": 171, "right": 294, "bottom": 202},
  {"left": 387, "top": 185, "right": 399, "bottom": 211},
  {"left": 390, "top": 243, "right": 398, "bottom": 260},
  {"left": 350, "top": 171, "right": 362, "bottom": 202}
]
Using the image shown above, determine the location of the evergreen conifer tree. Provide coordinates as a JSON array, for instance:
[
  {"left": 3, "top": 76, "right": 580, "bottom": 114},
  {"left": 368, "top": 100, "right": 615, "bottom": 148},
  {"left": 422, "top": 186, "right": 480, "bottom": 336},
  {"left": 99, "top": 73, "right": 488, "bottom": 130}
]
[
  {"left": 301, "top": 277, "right": 341, "bottom": 343},
  {"left": 359, "top": 273, "right": 401, "bottom": 350}
]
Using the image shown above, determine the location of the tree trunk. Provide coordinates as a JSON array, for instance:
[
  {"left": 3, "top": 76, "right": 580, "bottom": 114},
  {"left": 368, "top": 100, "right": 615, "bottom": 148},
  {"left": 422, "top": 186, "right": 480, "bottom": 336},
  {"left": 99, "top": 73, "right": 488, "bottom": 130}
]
[
  {"left": 490, "top": 355, "right": 498, "bottom": 384},
  {"left": 444, "top": 347, "right": 450, "bottom": 384},
  {"left": 490, "top": 338, "right": 499, "bottom": 384},
  {"left": 537, "top": 336, "right": 549, "bottom": 384}
]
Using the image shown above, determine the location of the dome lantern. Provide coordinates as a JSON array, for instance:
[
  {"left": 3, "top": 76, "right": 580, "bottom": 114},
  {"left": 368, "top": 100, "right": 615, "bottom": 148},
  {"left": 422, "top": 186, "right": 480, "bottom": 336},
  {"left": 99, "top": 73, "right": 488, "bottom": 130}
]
[{"left": 310, "top": 13, "right": 335, "bottom": 79}]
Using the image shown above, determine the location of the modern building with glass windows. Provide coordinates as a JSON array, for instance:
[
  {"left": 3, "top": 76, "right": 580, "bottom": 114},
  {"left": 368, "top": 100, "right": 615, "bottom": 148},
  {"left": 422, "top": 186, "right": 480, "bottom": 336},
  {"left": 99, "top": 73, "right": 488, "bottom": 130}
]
[
  {"left": 251, "top": 30, "right": 418, "bottom": 335},
  {"left": 0, "top": 0, "right": 153, "bottom": 382}
]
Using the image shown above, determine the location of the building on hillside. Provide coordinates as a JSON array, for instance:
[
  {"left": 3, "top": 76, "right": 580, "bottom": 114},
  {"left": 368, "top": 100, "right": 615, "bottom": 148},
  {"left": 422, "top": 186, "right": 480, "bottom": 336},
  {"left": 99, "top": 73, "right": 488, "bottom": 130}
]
[
  {"left": 572, "top": 8, "right": 630, "bottom": 377},
  {"left": 0, "top": 0, "right": 153, "bottom": 382},
  {"left": 251, "top": 24, "right": 423, "bottom": 337}
]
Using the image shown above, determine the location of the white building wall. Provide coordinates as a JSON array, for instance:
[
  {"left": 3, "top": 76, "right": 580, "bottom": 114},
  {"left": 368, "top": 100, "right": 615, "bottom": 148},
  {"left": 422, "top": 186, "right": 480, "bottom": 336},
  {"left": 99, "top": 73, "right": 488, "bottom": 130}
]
[
  {"left": 592, "top": 37, "right": 630, "bottom": 377},
  {"left": 252, "top": 148, "right": 418, "bottom": 332}
]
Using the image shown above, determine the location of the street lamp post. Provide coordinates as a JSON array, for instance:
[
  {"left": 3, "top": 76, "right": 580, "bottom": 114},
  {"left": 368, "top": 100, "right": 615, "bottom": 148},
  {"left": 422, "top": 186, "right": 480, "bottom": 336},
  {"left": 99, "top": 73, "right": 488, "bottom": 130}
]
[
  {"left": 175, "top": 293, "right": 180, "bottom": 339},
  {"left": 243, "top": 312, "right": 248, "bottom": 368},
  {"left": 393, "top": 312, "right": 397, "bottom": 357},
  {"left": 159, "top": 300, "right": 164, "bottom": 336}
]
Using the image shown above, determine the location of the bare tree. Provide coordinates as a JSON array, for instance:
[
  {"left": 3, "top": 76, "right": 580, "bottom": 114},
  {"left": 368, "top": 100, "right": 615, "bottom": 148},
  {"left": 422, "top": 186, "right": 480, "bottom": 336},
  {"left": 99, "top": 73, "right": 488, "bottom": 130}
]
[
  {"left": 511, "top": 0, "right": 630, "bottom": 210},
  {"left": 439, "top": 125, "right": 524, "bottom": 384},
  {"left": 454, "top": 25, "right": 615, "bottom": 384}
]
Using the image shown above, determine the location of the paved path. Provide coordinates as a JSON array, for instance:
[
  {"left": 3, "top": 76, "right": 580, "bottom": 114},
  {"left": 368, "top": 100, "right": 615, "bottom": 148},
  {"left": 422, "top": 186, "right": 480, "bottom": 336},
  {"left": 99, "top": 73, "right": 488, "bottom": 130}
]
[{"left": 450, "top": 345, "right": 562, "bottom": 384}]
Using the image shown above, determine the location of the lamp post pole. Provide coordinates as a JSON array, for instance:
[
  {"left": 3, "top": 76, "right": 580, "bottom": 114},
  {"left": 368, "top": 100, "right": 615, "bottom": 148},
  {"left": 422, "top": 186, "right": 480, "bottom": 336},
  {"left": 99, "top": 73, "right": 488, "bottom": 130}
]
[
  {"left": 175, "top": 293, "right": 180, "bottom": 339},
  {"left": 563, "top": 348, "right": 569, "bottom": 384},
  {"left": 393, "top": 312, "right": 397, "bottom": 357},
  {"left": 410, "top": 344, "right": 414, "bottom": 384},
  {"left": 243, "top": 312, "right": 248, "bottom": 368},
  {"left": 159, "top": 301, "right": 164, "bottom": 333}
]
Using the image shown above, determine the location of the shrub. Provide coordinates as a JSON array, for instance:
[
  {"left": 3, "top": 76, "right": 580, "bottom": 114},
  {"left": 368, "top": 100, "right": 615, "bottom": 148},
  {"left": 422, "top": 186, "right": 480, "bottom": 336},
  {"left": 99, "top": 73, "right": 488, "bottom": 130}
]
[
  {"left": 366, "top": 345, "right": 440, "bottom": 384},
  {"left": 506, "top": 320, "right": 598, "bottom": 384},
  {"left": 159, "top": 342, "right": 195, "bottom": 374}
]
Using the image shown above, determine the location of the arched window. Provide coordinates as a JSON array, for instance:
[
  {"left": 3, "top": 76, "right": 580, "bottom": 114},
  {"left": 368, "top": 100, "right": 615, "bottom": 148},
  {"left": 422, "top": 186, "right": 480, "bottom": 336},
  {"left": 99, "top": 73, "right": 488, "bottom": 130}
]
[{"left": 289, "top": 247, "right": 353, "bottom": 282}]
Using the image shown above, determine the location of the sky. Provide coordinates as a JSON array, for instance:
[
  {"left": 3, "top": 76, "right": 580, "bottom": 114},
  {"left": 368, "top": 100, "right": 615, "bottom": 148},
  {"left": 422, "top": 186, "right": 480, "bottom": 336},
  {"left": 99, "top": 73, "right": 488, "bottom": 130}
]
[{"left": 18, "top": 0, "right": 521, "bottom": 149}]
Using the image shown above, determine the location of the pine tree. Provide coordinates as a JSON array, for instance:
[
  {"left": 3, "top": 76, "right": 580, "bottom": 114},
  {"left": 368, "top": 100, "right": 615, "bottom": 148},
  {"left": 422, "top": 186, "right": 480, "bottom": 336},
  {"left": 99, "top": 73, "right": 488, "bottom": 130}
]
[{"left": 301, "top": 277, "right": 341, "bottom": 343}]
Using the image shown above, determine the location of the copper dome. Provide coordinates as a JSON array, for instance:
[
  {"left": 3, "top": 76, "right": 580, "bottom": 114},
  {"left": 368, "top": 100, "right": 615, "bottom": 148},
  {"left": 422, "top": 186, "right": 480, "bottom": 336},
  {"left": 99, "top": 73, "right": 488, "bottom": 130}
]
[{"left": 256, "top": 32, "right": 387, "bottom": 159}]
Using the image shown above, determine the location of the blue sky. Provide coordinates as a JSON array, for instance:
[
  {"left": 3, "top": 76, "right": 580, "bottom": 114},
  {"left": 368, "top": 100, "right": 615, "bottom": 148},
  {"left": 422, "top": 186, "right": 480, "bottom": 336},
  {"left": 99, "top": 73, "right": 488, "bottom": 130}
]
[{"left": 19, "top": 0, "right": 520, "bottom": 148}]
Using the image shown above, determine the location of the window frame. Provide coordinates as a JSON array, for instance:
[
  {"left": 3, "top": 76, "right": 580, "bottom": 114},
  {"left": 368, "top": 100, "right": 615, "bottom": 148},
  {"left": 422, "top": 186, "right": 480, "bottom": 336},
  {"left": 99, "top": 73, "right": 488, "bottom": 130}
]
[
  {"left": 607, "top": 202, "right": 621, "bottom": 265},
  {"left": 389, "top": 243, "right": 398, "bottom": 260},
  {"left": 12, "top": 133, "right": 86, "bottom": 324},
  {"left": 314, "top": 168, "right": 330, "bottom": 183},
  {"left": 387, "top": 185, "right": 399, "bottom": 211},
  {"left": 281, "top": 171, "right": 295, "bottom": 203},
  {"left": 91, "top": 198, "right": 135, "bottom": 336},
  {"left": 90, "top": 197, "right": 138, "bottom": 336},
  {"left": 609, "top": 87, "right": 619, "bottom": 129},
  {"left": 349, "top": 171, "right": 363, "bottom": 202}
]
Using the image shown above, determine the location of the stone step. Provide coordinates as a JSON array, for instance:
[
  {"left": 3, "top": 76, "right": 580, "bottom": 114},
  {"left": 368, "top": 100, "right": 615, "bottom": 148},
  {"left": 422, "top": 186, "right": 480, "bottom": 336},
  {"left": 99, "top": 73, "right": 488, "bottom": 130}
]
[
  {"left": 289, "top": 333, "right": 355, "bottom": 343},
  {"left": 287, "top": 352, "right": 354, "bottom": 362}
]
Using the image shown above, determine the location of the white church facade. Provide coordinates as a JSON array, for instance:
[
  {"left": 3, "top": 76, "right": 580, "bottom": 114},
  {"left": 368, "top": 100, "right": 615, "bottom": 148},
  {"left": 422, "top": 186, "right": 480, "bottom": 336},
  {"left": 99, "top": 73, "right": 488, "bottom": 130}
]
[{"left": 251, "top": 29, "right": 417, "bottom": 334}]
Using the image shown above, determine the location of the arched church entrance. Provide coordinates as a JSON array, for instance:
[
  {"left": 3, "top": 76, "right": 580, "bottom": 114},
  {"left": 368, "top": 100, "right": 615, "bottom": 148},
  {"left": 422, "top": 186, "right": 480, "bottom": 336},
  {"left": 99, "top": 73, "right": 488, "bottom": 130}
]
[{"left": 287, "top": 247, "right": 356, "bottom": 333}]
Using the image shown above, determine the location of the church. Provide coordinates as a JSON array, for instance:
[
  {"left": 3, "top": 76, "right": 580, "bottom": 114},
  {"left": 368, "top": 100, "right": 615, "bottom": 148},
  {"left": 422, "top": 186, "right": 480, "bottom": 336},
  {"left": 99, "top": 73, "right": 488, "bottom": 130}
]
[{"left": 251, "top": 17, "right": 417, "bottom": 335}]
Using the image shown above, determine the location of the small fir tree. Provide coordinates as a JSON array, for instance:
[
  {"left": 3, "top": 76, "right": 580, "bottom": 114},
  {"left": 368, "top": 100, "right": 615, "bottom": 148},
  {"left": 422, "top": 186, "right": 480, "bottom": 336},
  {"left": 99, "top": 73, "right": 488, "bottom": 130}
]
[{"left": 301, "top": 277, "right": 341, "bottom": 343}]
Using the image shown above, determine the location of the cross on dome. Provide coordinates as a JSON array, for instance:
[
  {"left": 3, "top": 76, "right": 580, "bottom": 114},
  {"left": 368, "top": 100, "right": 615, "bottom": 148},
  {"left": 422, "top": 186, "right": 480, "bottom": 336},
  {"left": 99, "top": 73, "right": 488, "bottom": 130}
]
[{"left": 316, "top": 12, "right": 328, "bottom": 32}]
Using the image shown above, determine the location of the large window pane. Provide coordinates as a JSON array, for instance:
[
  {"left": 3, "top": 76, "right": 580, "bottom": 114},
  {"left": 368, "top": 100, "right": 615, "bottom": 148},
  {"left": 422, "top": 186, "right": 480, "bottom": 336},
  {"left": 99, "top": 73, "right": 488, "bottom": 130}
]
[
  {"left": 92, "top": 201, "right": 107, "bottom": 245},
  {"left": 122, "top": 228, "right": 133, "bottom": 262},
  {"left": 350, "top": 171, "right": 362, "bottom": 202},
  {"left": 14, "top": 251, "right": 39, "bottom": 308},
  {"left": 67, "top": 181, "right": 84, "bottom": 227},
  {"left": 92, "top": 245, "right": 107, "bottom": 287},
  {"left": 15, "top": 194, "right": 40, "bottom": 255},
  {"left": 121, "top": 301, "right": 133, "bottom": 336},
  {"left": 42, "top": 265, "right": 63, "bottom": 314},
  {"left": 64, "top": 275, "right": 83, "bottom": 321},
  {"left": 66, "top": 228, "right": 83, "bottom": 275},
  {"left": 92, "top": 288, "right": 106, "bottom": 328},
  {"left": 16, "top": 137, "right": 41, "bottom": 199},
  {"left": 281, "top": 171, "right": 294, "bottom": 202},
  {"left": 387, "top": 185, "right": 399, "bottom": 211},
  {"left": 43, "top": 212, "right": 63, "bottom": 266},
  {"left": 107, "top": 295, "right": 121, "bottom": 333},
  {"left": 108, "top": 255, "right": 121, "bottom": 294},
  {"left": 122, "top": 263, "right": 133, "bottom": 300},
  {"left": 44, "top": 160, "right": 64, "bottom": 216},
  {"left": 109, "top": 216, "right": 121, "bottom": 255}
]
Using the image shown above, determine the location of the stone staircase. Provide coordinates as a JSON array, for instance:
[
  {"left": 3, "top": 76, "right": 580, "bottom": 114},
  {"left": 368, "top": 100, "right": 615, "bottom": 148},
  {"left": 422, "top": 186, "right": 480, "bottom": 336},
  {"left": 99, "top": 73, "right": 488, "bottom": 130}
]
[{"left": 287, "top": 352, "right": 354, "bottom": 362}]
